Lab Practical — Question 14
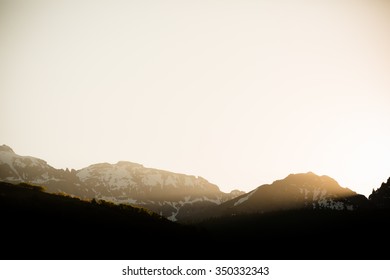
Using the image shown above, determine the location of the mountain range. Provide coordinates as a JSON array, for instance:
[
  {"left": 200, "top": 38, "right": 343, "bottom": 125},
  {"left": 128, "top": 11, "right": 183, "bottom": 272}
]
[
  {"left": 0, "top": 144, "right": 388, "bottom": 221},
  {"left": 1, "top": 144, "right": 390, "bottom": 259},
  {"left": 0, "top": 144, "right": 243, "bottom": 222}
]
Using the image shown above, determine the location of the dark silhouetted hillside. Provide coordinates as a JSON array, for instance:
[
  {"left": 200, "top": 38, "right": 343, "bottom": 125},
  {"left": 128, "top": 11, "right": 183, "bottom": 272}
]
[
  {"left": 369, "top": 177, "right": 390, "bottom": 209},
  {"left": 2, "top": 179, "right": 390, "bottom": 260},
  {"left": 0, "top": 181, "right": 210, "bottom": 260},
  {"left": 2, "top": 144, "right": 390, "bottom": 260},
  {"left": 197, "top": 207, "right": 390, "bottom": 259}
]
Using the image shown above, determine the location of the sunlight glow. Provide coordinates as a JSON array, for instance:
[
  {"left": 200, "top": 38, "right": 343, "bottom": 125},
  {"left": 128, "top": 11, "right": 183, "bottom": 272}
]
[{"left": 1, "top": 0, "right": 389, "bottom": 197}]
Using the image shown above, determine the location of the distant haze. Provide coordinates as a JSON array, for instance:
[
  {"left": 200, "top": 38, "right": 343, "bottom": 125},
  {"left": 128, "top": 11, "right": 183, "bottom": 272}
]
[{"left": 1, "top": 0, "right": 389, "bottom": 197}]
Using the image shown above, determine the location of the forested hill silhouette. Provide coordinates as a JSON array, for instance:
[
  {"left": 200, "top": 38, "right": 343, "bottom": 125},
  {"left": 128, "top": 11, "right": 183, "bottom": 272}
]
[
  {"left": 369, "top": 177, "right": 390, "bottom": 209},
  {"left": 197, "top": 177, "right": 390, "bottom": 260},
  {"left": 0, "top": 181, "right": 209, "bottom": 260},
  {"left": 2, "top": 177, "right": 390, "bottom": 260}
]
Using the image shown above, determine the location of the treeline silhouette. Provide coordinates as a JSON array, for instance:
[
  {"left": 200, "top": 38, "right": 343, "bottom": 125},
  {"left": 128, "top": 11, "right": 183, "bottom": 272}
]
[
  {"left": 0, "top": 182, "right": 210, "bottom": 260},
  {"left": 198, "top": 208, "right": 390, "bottom": 259},
  {"left": 1, "top": 181, "right": 390, "bottom": 260}
]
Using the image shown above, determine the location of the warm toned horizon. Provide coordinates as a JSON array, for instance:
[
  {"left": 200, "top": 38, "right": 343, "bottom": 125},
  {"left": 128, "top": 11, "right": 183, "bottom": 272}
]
[{"left": 1, "top": 0, "right": 389, "bottom": 197}]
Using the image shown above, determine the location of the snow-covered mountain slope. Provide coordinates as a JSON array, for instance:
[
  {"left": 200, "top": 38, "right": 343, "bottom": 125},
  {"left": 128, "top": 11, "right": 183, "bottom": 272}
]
[
  {"left": 73, "top": 160, "right": 243, "bottom": 221},
  {"left": 0, "top": 145, "right": 68, "bottom": 185},
  {"left": 0, "top": 145, "right": 244, "bottom": 221},
  {"left": 215, "top": 172, "right": 370, "bottom": 215}
]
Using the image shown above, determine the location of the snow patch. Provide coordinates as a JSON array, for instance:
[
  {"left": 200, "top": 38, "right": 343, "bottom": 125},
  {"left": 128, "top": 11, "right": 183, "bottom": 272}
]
[
  {"left": 14, "top": 158, "right": 27, "bottom": 168},
  {"left": 234, "top": 190, "right": 256, "bottom": 207},
  {"left": 142, "top": 173, "right": 163, "bottom": 186},
  {"left": 184, "top": 176, "right": 195, "bottom": 187},
  {"left": 5, "top": 177, "right": 21, "bottom": 182},
  {"left": 164, "top": 175, "right": 177, "bottom": 186},
  {"left": 167, "top": 212, "right": 178, "bottom": 222},
  {"left": 318, "top": 198, "right": 344, "bottom": 210},
  {"left": 25, "top": 156, "right": 44, "bottom": 167},
  {"left": 41, "top": 172, "right": 49, "bottom": 180},
  {"left": 299, "top": 188, "right": 310, "bottom": 199},
  {"left": 166, "top": 202, "right": 180, "bottom": 221},
  {"left": 76, "top": 168, "right": 91, "bottom": 181},
  {"left": 184, "top": 197, "right": 202, "bottom": 204},
  {"left": 313, "top": 188, "right": 327, "bottom": 200},
  {"left": 202, "top": 196, "right": 222, "bottom": 204},
  {"left": 0, "top": 151, "right": 20, "bottom": 178},
  {"left": 77, "top": 165, "right": 135, "bottom": 189},
  {"left": 121, "top": 198, "right": 137, "bottom": 204}
]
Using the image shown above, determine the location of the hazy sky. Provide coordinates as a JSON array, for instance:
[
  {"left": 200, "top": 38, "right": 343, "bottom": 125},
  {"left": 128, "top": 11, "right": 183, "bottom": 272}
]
[{"left": 1, "top": 0, "right": 389, "bottom": 197}]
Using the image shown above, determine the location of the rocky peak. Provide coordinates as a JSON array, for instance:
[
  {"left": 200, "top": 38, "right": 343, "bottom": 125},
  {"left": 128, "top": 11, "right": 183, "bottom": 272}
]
[
  {"left": 0, "top": 145, "right": 15, "bottom": 153},
  {"left": 229, "top": 189, "right": 246, "bottom": 197}
]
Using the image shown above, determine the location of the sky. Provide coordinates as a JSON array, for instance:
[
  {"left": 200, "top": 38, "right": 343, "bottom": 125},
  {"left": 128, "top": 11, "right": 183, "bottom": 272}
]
[{"left": 1, "top": 0, "right": 389, "bottom": 197}]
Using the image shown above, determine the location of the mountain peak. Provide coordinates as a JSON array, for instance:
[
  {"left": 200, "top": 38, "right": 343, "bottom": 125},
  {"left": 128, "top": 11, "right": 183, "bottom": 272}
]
[
  {"left": 283, "top": 171, "right": 340, "bottom": 186},
  {"left": 0, "top": 145, "right": 14, "bottom": 153},
  {"left": 115, "top": 161, "right": 144, "bottom": 168},
  {"left": 216, "top": 171, "right": 365, "bottom": 215}
]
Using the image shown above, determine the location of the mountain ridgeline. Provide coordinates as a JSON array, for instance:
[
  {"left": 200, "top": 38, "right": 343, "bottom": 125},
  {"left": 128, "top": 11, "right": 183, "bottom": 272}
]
[
  {"left": 213, "top": 172, "right": 370, "bottom": 217},
  {"left": 1, "top": 144, "right": 390, "bottom": 259},
  {"left": 0, "top": 145, "right": 243, "bottom": 222}
]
